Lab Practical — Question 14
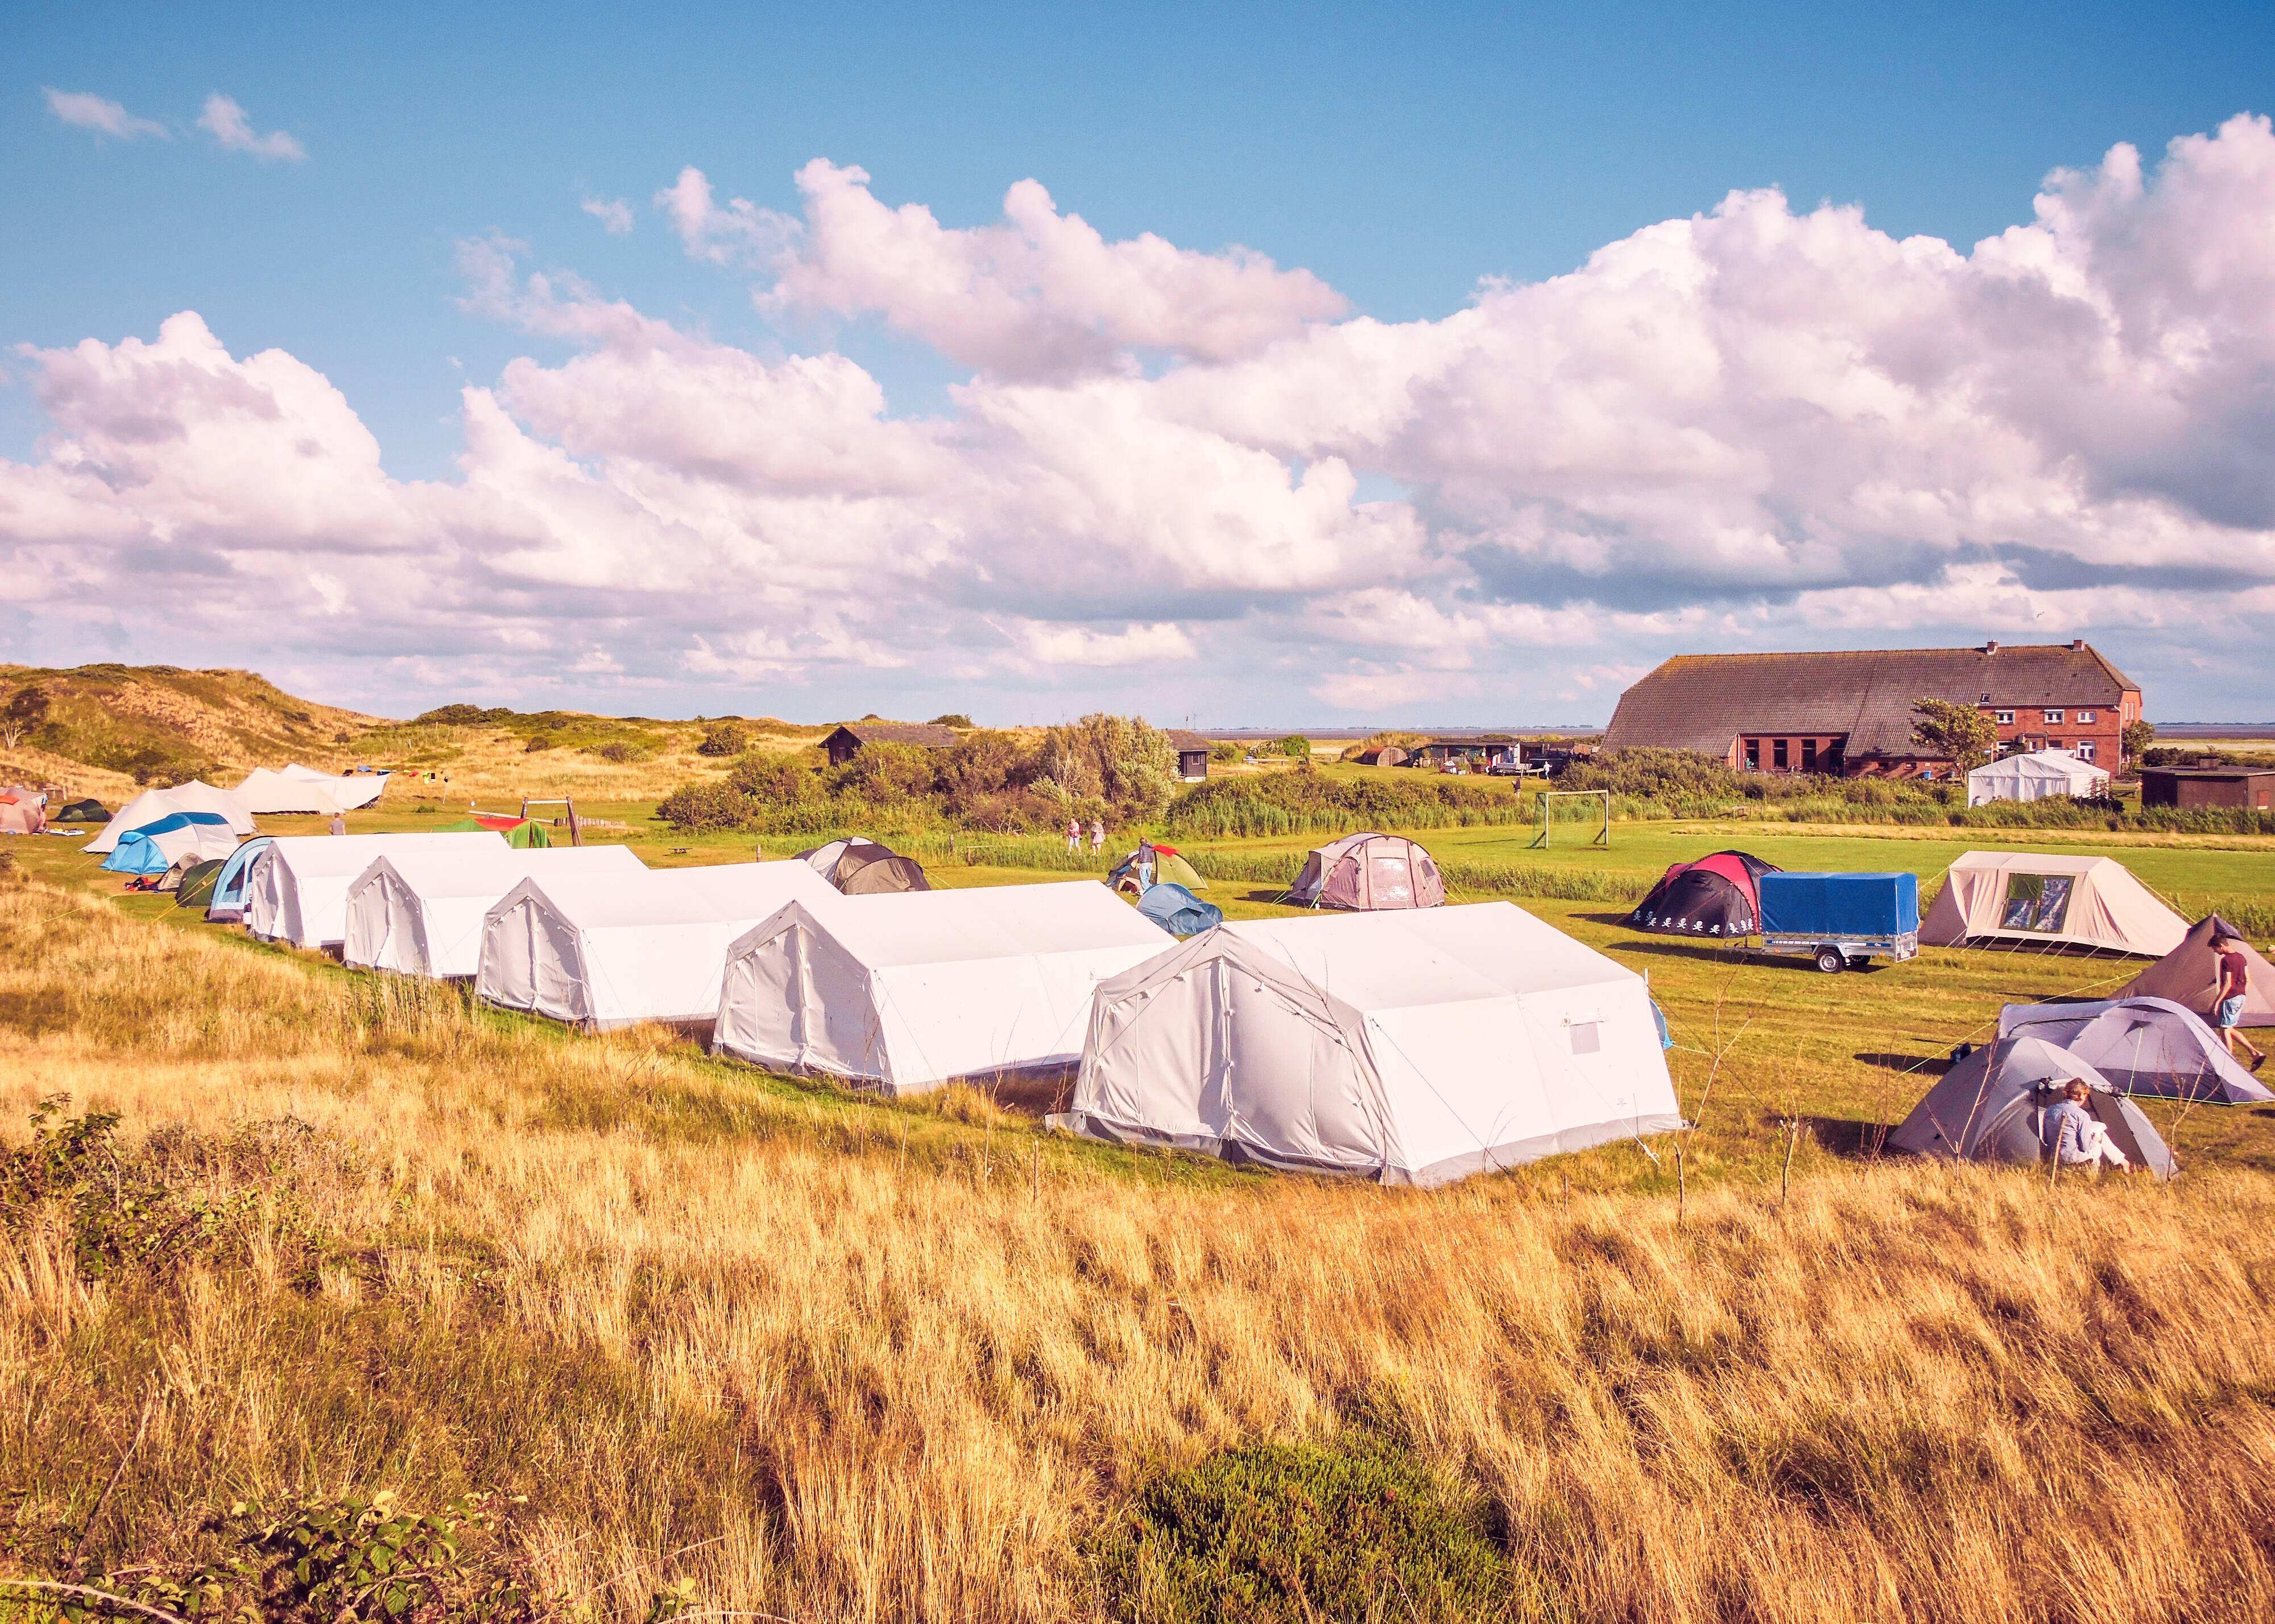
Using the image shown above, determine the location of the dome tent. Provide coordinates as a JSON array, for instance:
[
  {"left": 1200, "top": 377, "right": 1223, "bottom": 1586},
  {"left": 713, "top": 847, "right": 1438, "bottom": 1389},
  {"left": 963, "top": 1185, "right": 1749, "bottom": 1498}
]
[
  {"left": 1887, "top": 1035, "right": 2174, "bottom": 1179},
  {"left": 173, "top": 858, "right": 228, "bottom": 910},
  {"left": 1136, "top": 882, "right": 1221, "bottom": 936},
  {"left": 796, "top": 835, "right": 930, "bottom": 894},
  {"left": 1053, "top": 903, "right": 1680, "bottom": 1186},
  {"left": 97, "top": 812, "right": 238, "bottom": 875},
  {"left": 1995, "top": 996, "right": 2274, "bottom": 1105},
  {"left": 1108, "top": 843, "right": 1207, "bottom": 895},
  {"left": 1284, "top": 831, "right": 1443, "bottom": 910},
  {"left": 203, "top": 837, "right": 274, "bottom": 923},
  {"left": 0, "top": 791, "right": 45, "bottom": 835},
  {"left": 53, "top": 799, "right": 109, "bottom": 823},
  {"left": 2112, "top": 914, "right": 2275, "bottom": 1029},
  {"left": 1627, "top": 851, "right": 1778, "bottom": 939}
]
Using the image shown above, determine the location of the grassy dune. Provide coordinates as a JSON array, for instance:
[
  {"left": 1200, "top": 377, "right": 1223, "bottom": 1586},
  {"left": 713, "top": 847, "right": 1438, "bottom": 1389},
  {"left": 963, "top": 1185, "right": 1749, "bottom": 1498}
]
[{"left": 7, "top": 857, "right": 2275, "bottom": 1621}]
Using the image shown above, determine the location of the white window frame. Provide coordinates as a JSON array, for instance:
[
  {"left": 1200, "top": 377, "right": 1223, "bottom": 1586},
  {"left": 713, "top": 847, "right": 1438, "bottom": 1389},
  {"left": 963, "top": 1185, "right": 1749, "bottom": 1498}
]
[
  {"left": 2077, "top": 710, "right": 2096, "bottom": 724},
  {"left": 2043, "top": 709, "right": 2064, "bottom": 724},
  {"left": 1993, "top": 710, "right": 2015, "bottom": 726},
  {"left": 2075, "top": 741, "right": 2096, "bottom": 761}
]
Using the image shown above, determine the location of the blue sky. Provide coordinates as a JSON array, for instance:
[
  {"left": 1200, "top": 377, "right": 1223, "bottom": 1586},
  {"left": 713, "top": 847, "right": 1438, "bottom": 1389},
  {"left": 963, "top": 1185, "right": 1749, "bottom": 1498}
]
[{"left": 5, "top": 2, "right": 2273, "bottom": 723}]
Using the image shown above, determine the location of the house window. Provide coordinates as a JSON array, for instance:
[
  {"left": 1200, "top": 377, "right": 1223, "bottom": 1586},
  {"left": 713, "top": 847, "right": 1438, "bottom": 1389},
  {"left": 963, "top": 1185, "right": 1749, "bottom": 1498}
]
[
  {"left": 1801, "top": 739, "right": 1818, "bottom": 772},
  {"left": 1773, "top": 739, "right": 1789, "bottom": 770},
  {"left": 2048, "top": 740, "right": 2062, "bottom": 751},
  {"left": 2044, "top": 709, "right": 2064, "bottom": 724},
  {"left": 1994, "top": 710, "right": 2015, "bottom": 726},
  {"left": 1743, "top": 738, "right": 1760, "bottom": 770},
  {"left": 2075, "top": 741, "right": 2095, "bottom": 761},
  {"left": 2077, "top": 710, "right": 2096, "bottom": 724}
]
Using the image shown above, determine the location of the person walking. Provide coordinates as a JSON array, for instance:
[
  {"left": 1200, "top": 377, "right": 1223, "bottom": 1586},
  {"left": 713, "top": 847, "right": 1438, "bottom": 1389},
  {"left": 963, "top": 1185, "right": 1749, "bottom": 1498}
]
[
  {"left": 1089, "top": 818, "right": 1105, "bottom": 853},
  {"left": 328, "top": 812, "right": 347, "bottom": 836},
  {"left": 1066, "top": 817, "right": 1081, "bottom": 854},
  {"left": 2212, "top": 931, "right": 2266, "bottom": 1070}
]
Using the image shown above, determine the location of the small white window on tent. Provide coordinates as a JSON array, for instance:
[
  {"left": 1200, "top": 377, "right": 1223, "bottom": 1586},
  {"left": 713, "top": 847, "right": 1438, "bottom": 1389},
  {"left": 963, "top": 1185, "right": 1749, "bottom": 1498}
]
[{"left": 1570, "top": 1021, "right": 1602, "bottom": 1055}]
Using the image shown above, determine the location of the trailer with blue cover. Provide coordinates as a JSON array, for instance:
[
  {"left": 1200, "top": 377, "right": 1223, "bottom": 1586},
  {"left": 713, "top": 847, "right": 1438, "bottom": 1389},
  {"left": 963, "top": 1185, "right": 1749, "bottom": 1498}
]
[{"left": 1756, "top": 872, "right": 1919, "bottom": 973}]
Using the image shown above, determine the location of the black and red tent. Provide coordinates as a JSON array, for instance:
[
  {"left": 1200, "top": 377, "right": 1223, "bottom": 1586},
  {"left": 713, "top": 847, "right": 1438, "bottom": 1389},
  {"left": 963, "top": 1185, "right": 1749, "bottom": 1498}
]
[{"left": 1628, "top": 850, "right": 1780, "bottom": 939}]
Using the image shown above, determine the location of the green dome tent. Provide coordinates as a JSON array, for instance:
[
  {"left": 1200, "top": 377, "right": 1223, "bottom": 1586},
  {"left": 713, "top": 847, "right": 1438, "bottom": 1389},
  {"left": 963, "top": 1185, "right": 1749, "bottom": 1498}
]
[{"left": 1108, "top": 843, "right": 1207, "bottom": 896}]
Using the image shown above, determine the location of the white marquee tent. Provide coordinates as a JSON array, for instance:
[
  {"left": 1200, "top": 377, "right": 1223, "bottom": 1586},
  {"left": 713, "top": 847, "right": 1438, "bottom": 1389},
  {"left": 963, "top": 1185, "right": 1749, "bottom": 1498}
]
[
  {"left": 283, "top": 763, "right": 390, "bottom": 809},
  {"left": 344, "top": 843, "right": 648, "bottom": 978},
  {"left": 1050, "top": 902, "right": 1682, "bottom": 1186},
  {"left": 479, "top": 862, "right": 842, "bottom": 1031},
  {"left": 245, "top": 831, "right": 510, "bottom": 950},
  {"left": 1967, "top": 750, "right": 2109, "bottom": 806},
  {"left": 714, "top": 881, "right": 1173, "bottom": 1093},
  {"left": 1920, "top": 851, "right": 2187, "bottom": 956},
  {"left": 83, "top": 781, "right": 255, "bottom": 853},
  {"left": 236, "top": 767, "right": 350, "bottom": 816}
]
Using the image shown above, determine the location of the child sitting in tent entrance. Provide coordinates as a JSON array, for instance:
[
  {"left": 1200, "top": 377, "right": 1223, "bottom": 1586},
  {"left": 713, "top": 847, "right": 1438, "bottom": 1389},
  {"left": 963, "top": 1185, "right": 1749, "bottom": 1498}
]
[{"left": 2044, "top": 1079, "right": 2131, "bottom": 1173}]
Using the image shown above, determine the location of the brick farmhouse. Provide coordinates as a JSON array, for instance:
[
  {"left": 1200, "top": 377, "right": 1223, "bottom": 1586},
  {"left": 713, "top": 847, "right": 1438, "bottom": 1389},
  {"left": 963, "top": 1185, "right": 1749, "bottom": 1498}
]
[{"left": 1600, "top": 641, "right": 2142, "bottom": 777}]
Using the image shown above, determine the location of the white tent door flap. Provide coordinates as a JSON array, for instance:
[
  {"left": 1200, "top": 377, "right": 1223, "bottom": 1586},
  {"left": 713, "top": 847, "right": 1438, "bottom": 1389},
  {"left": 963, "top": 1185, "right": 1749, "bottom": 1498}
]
[{"left": 1227, "top": 972, "right": 1380, "bottom": 1169}]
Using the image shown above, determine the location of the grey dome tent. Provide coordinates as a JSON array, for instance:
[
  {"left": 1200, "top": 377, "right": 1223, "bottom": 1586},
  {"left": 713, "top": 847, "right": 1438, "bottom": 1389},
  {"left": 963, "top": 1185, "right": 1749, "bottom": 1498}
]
[
  {"left": 1996, "top": 996, "right": 2274, "bottom": 1105},
  {"left": 1284, "top": 832, "right": 1444, "bottom": 910},
  {"left": 795, "top": 836, "right": 931, "bottom": 894},
  {"left": 1888, "top": 1036, "right": 2174, "bottom": 1179},
  {"left": 54, "top": 798, "right": 109, "bottom": 823}
]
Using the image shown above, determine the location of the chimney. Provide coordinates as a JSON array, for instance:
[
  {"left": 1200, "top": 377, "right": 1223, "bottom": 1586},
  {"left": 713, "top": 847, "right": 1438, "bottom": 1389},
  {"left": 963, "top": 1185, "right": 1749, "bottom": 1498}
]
[
  {"left": 1983, "top": 640, "right": 1999, "bottom": 654},
  {"left": 2071, "top": 638, "right": 2084, "bottom": 651}
]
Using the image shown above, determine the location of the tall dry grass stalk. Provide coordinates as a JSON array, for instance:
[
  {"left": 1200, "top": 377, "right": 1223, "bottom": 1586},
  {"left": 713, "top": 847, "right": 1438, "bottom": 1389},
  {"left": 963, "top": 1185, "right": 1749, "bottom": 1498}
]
[{"left": 4, "top": 871, "right": 2275, "bottom": 1621}]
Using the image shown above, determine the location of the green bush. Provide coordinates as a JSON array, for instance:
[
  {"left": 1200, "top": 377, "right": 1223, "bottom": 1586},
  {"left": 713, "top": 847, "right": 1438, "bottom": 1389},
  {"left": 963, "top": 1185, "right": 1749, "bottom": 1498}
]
[
  {"left": 1166, "top": 773, "right": 1529, "bottom": 840},
  {"left": 1088, "top": 1426, "right": 1513, "bottom": 1623},
  {"left": 1275, "top": 735, "right": 1312, "bottom": 760},
  {"left": 654, "top": 782, "right": 753, "bottom": 832},
  {"left": 928, "top": 712, "right": 974, "bottom": 728},
  {"left": 523, "top": 734, "right": 554, "bottom": 753},
  {"left": 696, "top": 721, "right": 750, "bottom": 757}
]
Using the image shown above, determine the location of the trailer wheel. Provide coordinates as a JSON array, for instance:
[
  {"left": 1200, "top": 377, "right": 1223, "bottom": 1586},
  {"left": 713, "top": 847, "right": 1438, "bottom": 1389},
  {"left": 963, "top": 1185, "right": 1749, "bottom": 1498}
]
[{"left": 1814, "top": 946, "right": 1846, "bottom": 975}]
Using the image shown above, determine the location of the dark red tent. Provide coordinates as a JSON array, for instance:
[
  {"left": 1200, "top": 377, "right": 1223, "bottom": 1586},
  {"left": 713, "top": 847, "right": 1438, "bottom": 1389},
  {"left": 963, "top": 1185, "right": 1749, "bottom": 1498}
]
[{"left": 1627, "top": 851, "right": 1780, "bottom": 939}]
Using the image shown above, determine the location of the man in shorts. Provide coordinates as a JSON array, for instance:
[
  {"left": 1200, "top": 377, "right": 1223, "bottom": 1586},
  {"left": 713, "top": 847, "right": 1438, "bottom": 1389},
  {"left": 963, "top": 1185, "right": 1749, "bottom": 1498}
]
[{"left": 2212, "top": 931, "right": 2265, "bottom": 1071}]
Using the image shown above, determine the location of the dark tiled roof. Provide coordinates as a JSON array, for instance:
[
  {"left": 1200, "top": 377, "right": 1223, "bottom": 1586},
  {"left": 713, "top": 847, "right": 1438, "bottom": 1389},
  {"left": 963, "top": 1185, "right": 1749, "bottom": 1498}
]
[
  {"left": 1164, "top": 729, "right": 1213, "bottom": 752},
  {"left": 1602, "top": 645, "right": 2139, "bottom": 759},
  {"left": 826, "top": 722, "right": 962, "bottom": 749}
]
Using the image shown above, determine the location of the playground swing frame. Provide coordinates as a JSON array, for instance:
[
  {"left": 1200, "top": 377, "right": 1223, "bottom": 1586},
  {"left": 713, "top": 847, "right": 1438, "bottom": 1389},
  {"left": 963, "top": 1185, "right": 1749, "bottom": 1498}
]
[{"left": 1528, "top": 789, "right": 1611, "bottom": 848}]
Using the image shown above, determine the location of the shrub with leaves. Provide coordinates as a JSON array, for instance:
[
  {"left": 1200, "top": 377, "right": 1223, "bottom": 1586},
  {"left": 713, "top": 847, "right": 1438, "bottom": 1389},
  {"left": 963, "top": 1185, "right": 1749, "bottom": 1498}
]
[
  {"left": 696, "top": 721, "right": 750, "bottom": 757},
  {"left": 655, "top": 781, "right": 754, "bottom": 832},
  {"left": 0, "top": 1096, "right": 255, "bottom": 1281},
  {"left": 1034, "top": 715, "right": 1178, "bottom": 822},
  {"left": 1089, "top": 1424, "right": 1515, "bottom": 1623},
  {"left": 928, "top": 712, "right": 974, "bottom": 728}
]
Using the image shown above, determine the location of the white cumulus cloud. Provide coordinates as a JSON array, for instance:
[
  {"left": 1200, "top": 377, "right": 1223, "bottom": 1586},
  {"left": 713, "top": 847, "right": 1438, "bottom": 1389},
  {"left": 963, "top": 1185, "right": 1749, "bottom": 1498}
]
[
  {"left": 581, "top": 196, "right": 635, "bottom": 235},
  {"left": 43, "top": 88, "right": 168, "bottom": 140},
  {"left": 196, "top": 94, "right": 305, "bottom": 162}
]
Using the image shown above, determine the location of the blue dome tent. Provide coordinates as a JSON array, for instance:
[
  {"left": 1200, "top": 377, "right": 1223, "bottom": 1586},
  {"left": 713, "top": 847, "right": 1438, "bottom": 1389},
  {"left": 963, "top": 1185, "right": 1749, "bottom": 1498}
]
[{"left": 1136, "top": 882, "right": 1222, "bottom": 937}]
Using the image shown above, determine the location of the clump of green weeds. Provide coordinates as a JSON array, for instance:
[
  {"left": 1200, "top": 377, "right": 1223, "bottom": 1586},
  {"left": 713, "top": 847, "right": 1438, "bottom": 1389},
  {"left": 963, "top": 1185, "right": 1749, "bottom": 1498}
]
[{"left": 0, "top": 1097, "right": 258, "bottom": 1281}]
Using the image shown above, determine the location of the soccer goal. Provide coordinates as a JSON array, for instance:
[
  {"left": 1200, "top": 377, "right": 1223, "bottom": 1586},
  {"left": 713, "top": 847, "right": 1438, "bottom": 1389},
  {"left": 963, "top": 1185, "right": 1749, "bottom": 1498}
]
[{"left": 1528, "top": 789, "right": 1611, "bottom": 848}]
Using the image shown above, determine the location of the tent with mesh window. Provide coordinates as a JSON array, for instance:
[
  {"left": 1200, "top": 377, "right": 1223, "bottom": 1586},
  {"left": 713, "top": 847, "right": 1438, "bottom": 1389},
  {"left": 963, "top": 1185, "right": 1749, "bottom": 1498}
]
[
  {"left": 1050, "top": 902, "right": 1679, "bottom": 1185},
  {"left": 1920, "top": 851, "right": 2186, "bottom": 956}
]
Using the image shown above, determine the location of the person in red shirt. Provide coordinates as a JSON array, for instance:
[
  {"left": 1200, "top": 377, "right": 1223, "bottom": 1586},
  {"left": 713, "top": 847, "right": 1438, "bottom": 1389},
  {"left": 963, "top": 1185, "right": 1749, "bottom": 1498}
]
[{"left": 2212, "top": 932, "right": 2265, "bottom": 1071}]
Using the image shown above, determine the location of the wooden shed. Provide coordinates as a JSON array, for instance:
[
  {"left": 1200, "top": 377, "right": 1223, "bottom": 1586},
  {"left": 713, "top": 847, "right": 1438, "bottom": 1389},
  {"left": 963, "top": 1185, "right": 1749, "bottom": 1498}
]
[
  {"left": 821, "top": 722, "right": 962, "bottom": 769},
  {"left": 2139, "top": 767, "right": 2275, "bottom": 811}
]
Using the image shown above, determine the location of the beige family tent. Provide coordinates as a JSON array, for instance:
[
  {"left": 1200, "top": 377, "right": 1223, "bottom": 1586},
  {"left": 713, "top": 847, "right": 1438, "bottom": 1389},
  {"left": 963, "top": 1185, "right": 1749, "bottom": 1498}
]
[
  {"left": 1285, "top": 831, "right": 1445, "bottom": 910},
  {"left": 1920, "top": 851, "right": 2187, "bottom": 956},
  {"left": 478, "top": 861, "right": 842, "bottom": 1031},
  {"left": 1966, "top": 750, "right": 2109, "bottom": 806},
  {"left": 2113, "top": 914, "right": 2275, "bottom": 1029},
  {"left": 0, "top": 790, "right": 46, "bottom": 835},
  {"left": 1887, "top": 1035, "right": 2175, "bottom": 1179},
  {"left": 245, "top": 831, "right": 511, "bottom": 950},
  {"left": 344, "top": 843, "right": 648, "bottom": 978},
  {"left": 713, "top": 881, "right": 1173, "bottom": 1094},
  {"left": 1050, "top": 902, "right": 1680, "bottom": 1186},
  {"left": 83, "top": 781, "right": 255, "bottom": 853}
]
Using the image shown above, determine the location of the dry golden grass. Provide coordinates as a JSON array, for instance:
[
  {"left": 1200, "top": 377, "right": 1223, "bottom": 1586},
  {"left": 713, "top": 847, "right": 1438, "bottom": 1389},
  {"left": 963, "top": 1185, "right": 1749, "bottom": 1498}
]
[{"left": 5, "top": 869, "right": 2275, "bottom": 1621}]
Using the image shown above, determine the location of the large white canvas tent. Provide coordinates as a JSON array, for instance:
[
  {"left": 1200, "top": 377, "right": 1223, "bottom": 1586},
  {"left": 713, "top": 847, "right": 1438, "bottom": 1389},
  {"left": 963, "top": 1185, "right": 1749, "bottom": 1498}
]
[
  {"left": 83, "top": 780, "right": 255, "bottom": 853},
  {"left": 282, "top": 763, "right": 389, "bottom": 809},
  {"left": 245, "top": 831, "right": 510, "bottom": 950},
  {"left": 235, "top": 767, "right": 351, "bottom": 816},
  {"left": 1920, "top": 851, "right": 2187, "bottom": 956},
  {"left": 714, "top": 881, "right": 1173, "bottom": 1093},
  {"left": 344, "top": 844, "right": 648, "bottom": 978},
  {"left": 2113, "top": 914, "right": 2275, "bottom": 1029},
  {"left": 1996, "top": 995, "right": 2274, "bottom": 1104},
  {"left": 1050, "top": 902, "right": 1681, "bottom": 1186},
  {"left": 1967, "top": 749, "right": 2110, "bottom": 806},
  {"left": 479, "top": 862, "right": 842, "bottom": 1031},
  {"left": 1887, "top": 1036, "right": 2175, "bottom": 1179}
]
